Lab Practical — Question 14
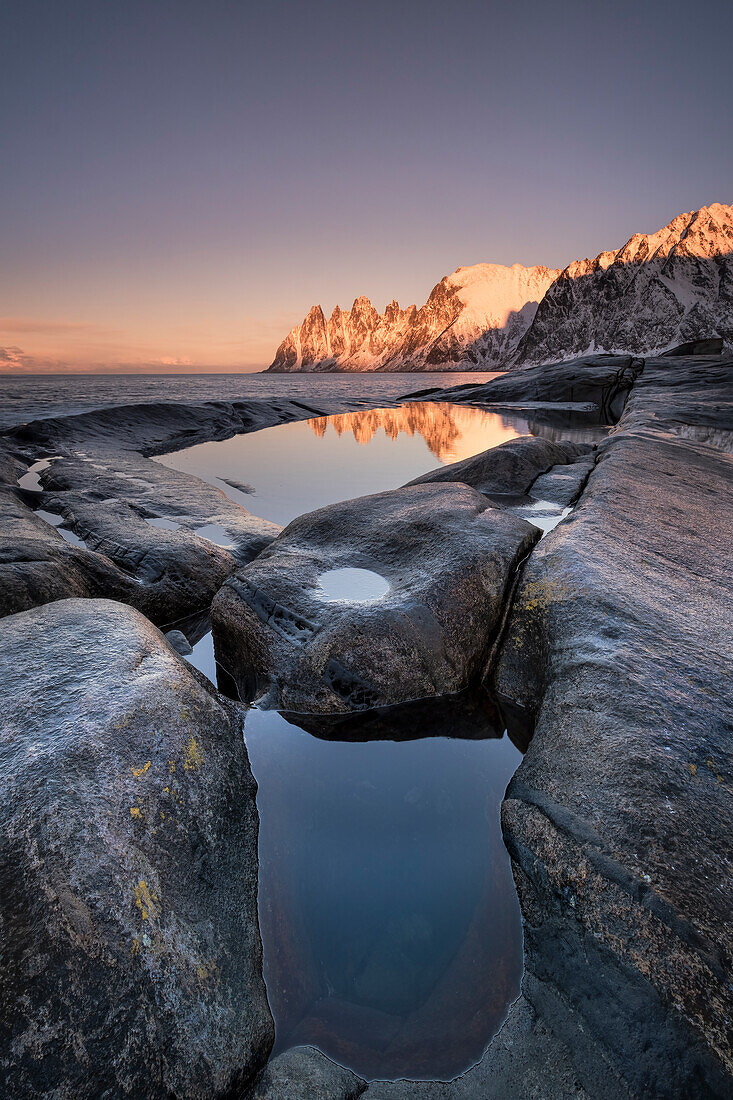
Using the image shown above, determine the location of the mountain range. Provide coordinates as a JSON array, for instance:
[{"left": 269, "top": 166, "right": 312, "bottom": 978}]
[{"left": 267, "top": 202, "right": 733, "bottom": 372}]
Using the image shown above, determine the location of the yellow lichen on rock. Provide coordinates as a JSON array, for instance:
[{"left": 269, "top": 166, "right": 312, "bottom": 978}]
[
  {"left": 183, "top": 737, "right": 204, "bottom": 771},
  {"left": 134, "top": 880, "right": 160, "bottom": 922},
  {"left": 131, "top": 760, "right": 151, "bottom": 778}
]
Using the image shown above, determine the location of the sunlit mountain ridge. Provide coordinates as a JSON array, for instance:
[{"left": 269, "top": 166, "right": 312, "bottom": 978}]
[{"left": 269, "top": 203, "right": 733, "bottom": 372}]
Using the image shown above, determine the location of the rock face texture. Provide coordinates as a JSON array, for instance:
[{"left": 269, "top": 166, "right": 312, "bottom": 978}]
[
  {"left": 247, "top": 1046, "right": 367, "bottom": 1100},
  {"left": 270, "top": 203, "right": 733, "bottom": 372},
  {"left": 269, "top": 264, "right": 560, "bottom": 372},
  {"left": 0, "top": 599, "right": 273, "bottom": 1098},
  {"left": 491, "top": 354, "right": 733, "bottom": 1097},
  {"left": 211, "top": 483, "right": 539, "bottom": 713},
  {"left": 360, "top": 354, "right": 733, "bottom": 1099},
  {"left": 517, "top": 203, "right": 733, "bottom": 364},
  {"left": 0, "top": 393, "right": 378, "bottom": 625}
]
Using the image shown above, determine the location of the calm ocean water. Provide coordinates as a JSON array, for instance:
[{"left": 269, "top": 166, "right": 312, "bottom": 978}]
[{"left": 0, "top": 371, "right": 499, "bottom": 431}]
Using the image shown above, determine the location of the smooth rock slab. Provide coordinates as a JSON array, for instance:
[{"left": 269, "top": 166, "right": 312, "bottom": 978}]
[
  {"left": 0, "top": 599, "right": 273, "bottom": 1098},
  {"left": 0, "top": 449, "right": 141, "bottom": 620},
  {"left": 493, "top": 356, "right": 733, "bottom": 1096},
  {"left": 212, "top": 482, "right": 538, "bottom": 713}
]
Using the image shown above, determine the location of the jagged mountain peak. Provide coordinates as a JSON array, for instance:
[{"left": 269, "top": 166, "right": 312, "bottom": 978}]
[
  {"left": 516, "top": 201, "right": 732, "bottom": 364},
  {"left": 268, "top": 202, "right": 732, "bottom": 372}
]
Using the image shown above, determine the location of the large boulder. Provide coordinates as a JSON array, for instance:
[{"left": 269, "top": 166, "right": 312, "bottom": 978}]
[
  {"left": 212, "top": 483, "right": 538, "bottom": 713},
  {"left": 406, "top": 436, "right": 593, "bottom": 497},
  {"left": 0, "top": 599, "right": 273, "bottom": 1098}
]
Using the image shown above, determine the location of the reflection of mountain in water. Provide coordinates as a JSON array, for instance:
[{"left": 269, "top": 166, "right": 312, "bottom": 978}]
[{"left": 306, "top": 402, "right": 525, "bottom": 464}]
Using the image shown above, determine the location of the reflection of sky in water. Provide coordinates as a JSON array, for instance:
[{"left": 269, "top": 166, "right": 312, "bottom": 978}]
[
  {"left": 155, "top": 402, "right": 531, "bottom": 526},
  {"left": 244, "top": 708, "right": 523, "bottom": 1081}
]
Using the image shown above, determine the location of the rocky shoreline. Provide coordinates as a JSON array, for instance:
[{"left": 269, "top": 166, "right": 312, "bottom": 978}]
[{"left": 1, "top": 352, "right": 730, "bottom": 1098}]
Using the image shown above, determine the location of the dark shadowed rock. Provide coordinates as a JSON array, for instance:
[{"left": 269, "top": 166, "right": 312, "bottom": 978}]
[
  {"left": 33, "top": 450, "right": 280, "bottom": 624},
  {"left": 661, "top": 336, "right": 723, "bottom": 357},
  {"left": 165, "top": 628, "right": 193, "bottom": 655},
  {"left": 284, "top": 686, "right": 505, "bottom": 743},
  {"left": 0, "top": 599, "right": 273, "bottom": 1098},
  {"left": 0, "top": 447, "right": 145, "bottom": 620},
  {"left": 491, "top": 355, "right": 733, "bottom": 1096},
  {"left": 247, "top": 1046, "right": 367, "bottom": 1100},
  {"left": 525, "top": 451, "right": 596, "bottom": 508},
  {"left": 405, "top": 436, "right": 593, "bottom": 497},
  {"left": 0, "top": 447, "right": 274, "bottom": 626},
  {"left": 212, "top": 483, "right": 538, "bottom": 713},
  {"left": 4, "top": 397, "right": 334, "bottom": 458}
]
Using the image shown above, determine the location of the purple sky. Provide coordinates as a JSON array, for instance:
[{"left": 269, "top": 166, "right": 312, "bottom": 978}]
[{"left": 1, "top": 0, "right": 731, "bottom": 372}]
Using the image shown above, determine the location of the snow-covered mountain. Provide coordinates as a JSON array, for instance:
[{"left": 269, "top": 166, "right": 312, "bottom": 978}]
[
  {"left": 516, "top": 202, "right": 733, "bottom": 364},
  {"left": 267, "top": 203, "right": 733, "bottom": 372},
  {"left": 268, "top": 264, "right": 560, "bottom": 372}
]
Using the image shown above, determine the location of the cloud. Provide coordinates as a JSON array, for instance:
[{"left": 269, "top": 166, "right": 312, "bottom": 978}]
[
  {"left": 0, "top": 345, "right": 69, "bottom": 373},
  {"left": 0, "top": 345, "right": 36, "bottom": 370},
  {"left": 153, "top": 356, "right": 194, "bottom": 366}
]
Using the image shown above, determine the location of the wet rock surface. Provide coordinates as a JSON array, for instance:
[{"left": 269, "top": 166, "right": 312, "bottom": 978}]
[
  {"left": 0, "top": 599, "right": 273, "bottom": 1098},
  {"left": 491, "top": 354, "right": 733, "bottom": 1097},
  {"left": 525, "top": 451, "right": 595, "bottom": 507},
  {"left": 247, "top": 1045, "right": 367, "bottom": 1100},
  {"left": 0, "top": 447, "right": 141, "bottom": 620},
  {"left": 211, "top": 482, "right": 538, "bottom": 712},
  {"left": 34, "top": 449, "right": 280, "bottom": 625}
]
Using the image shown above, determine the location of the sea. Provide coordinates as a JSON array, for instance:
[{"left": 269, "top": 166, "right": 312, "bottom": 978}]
[{"left": 0, "top": 371, "right": 500, "bottom": 431}]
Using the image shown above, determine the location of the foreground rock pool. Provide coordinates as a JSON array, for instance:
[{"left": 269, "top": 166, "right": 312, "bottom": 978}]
[{"left": 0, "top": 353, "right": 729, "bottom": 1099}]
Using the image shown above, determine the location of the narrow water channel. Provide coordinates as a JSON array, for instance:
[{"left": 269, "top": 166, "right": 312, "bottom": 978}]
[{"left": 155, "top": 402, "right": 583, "bottom": 1079}]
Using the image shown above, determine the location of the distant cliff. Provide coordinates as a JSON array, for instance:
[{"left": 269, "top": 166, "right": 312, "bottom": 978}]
[{"left": 267, "top": 203, "right": 733, "bottom": 372}]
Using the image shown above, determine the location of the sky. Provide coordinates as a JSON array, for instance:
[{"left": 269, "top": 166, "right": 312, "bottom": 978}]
[{"left": 1, "top": 0, "right": 731, "bottom": 374}]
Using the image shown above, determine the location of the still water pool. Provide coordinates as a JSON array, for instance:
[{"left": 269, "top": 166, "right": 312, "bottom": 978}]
[
  {"left": 155, "top": 401, "right": 533, "bottom": 526},
  {"left": 161, "top": 401, "right": 539, "bottom": 1079},
  {"left": 246, "top": 708, "right": 523, "bottom": 1081}
]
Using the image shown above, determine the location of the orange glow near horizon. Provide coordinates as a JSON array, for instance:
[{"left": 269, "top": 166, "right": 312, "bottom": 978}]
[{"left": 0, "top": 310, "right": 304, "bottom": 374}]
